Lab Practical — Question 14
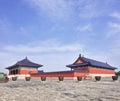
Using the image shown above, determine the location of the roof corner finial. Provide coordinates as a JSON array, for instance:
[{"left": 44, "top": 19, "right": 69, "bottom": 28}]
[
  {"left": 25, "top": 56, "right": 28, "bottom": 59},
  {"left": 79, "top": 54, "right": 81, "bottom": 57}
]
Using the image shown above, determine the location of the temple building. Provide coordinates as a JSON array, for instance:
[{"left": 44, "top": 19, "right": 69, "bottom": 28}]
[
  {"left": 66, "top": 54, "right": 117, "bottom": 77},
  {"left": 5, "top": 55, "right": 117, "bottom": 79},
  {"left": 31, "top": 54, "right": 117, "bottom": 79},
  {"left": 6, "top": 57, "right": 43, "bottom": 75}
]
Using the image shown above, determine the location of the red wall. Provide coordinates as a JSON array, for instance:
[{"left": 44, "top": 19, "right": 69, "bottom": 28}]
[
  {"left": 87, "top": 67, "right": 115, "bottom": 74},
  {"left": 30, "top": 68, "right": 115, "bottom": 78},
  {"left": 31, "top": 71, "right": 86, "bottom": 78},
  {"left": 74, "top": 67, "right": 88, "bottom": 71},
  {"left": 19, "top": 69, "right": 38, "bottom": 74},
  {"left": 31, "top": 72, "right": 74, "bottom": 77},
  {"left": 73, "top": 67, "right": 115, "bottom": 74},
  {"left": 74, "top": 72, "right": 86, "bottom": 76}
]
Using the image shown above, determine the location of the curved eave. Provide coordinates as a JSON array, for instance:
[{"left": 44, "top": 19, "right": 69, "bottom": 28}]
[
  {"left": 6, "top": 64, "right": 18, "bottom": 70},
  {"left": 66, "top": 65, "right": 89, "bottom": 68},
  {"left": 90, "top": 65, "right": 117, "bottom": 70},
  {"left": 19, "top": 64, "right": 43, "bottom": 68},
  {"left": 6, "top": 64, "right": 43, "bottom": 70},
  {"left": 66, "top": 64, "right": 117, "bottom": 70},
  {"left": 66, "top": 63, "right": 89, "bottom": 68}
]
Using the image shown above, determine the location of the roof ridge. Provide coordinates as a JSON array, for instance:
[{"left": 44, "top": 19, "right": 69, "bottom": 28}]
[
  {"left": 82, "top": 57, "right": 108, "bottom": 64},
  {"left": 67, "top": 55, "right": 117, "bottom": 69},
  {"left": 6, "top": 58, "right": 43, "bottom": 69}
]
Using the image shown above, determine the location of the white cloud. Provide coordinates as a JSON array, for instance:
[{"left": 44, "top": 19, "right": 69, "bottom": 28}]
[
  {"left": 109, "top": 39, "right": 120, "bottom": 55},
  {"left": 107, "top": 22, "right": 120, "bottom": 37},
  {"left": 77, "top": 0, "right": 109, "bottom": 18},
  {"left": 1, "top": 39, "right": 120, "bottom": 73},
  {"left": 24, "top": 0, "right": 73, "bottom": 21},
  {"left": 0, "top": 18, "right": 30, "bottom": 38},
  {"left": 0, "top": 50, "right": 79, "bottom": 73},
  {"left": 0, "top": 18, "right": 11, "bottom": 33},
  {"left": 107, "top": 45, "right": 120, "bottom": 69},
  {"left": 110, "top": 12, "right": 120, "bottom": 19},
  {"left": 30, "top": 53, "right": 79, "bottom": 72},
  {"left": 19, "top": 26, "right": 29, "bottom": 36},
  {"left": 23, "top": 0, "right": 115, "bottom": 21},
  {"left": 0, "top": 52, "right": 18, "bottom": 73},
  {"left": 105, "top": 22, "right": 120, "bottom": 69},
  {"left": 3, "top": 39, "right": 84, "bottom": 53},
  {"left": 0, "top": 40, "right": 84, "bottom": 73},
  {"left": 75, "top": 24, "right": 92, "bottom": 32}
]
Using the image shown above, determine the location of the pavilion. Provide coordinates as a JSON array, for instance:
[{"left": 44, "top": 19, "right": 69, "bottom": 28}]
[
  {"left": 66, "top": 54, "right": 117, "bottom": 77},
  {"left": 6, "top": 57, "right": 43, "bottom": 75}
]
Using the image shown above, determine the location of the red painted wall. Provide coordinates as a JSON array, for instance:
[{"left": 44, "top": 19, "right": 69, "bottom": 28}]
[
  {"left": 74, "top": 67, "right": 88, "bottom": 71},
  {"left": 87, "top": 67, "right": 115, "bottom": 74},
  {"left": 19, "top": 69, "right": 38, "bottom": 74},
  {"left": 31, "top": 71, "right": 86, "bottom": 77},
  {"left": 31, "top": 72, "right": 74, "bottom": 77},
  {"left": 73, "top": 67, "right": 115, "bottom": 74},
  {"left": 74, "top": 72, "right": 86, "bottom": 76}
]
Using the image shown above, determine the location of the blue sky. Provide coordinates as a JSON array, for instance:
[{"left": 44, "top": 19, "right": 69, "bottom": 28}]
[{"left": 0, "top": 0, "right": 120, "bottom": 73}]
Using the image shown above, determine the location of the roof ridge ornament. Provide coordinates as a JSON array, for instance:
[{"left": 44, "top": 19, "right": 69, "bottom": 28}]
[
  {"left": 25, "top": 57, "right": 28, "bottom": 59},
  {"left": 79, "top": 54, "right": 84, "bottom": 58},
  {"left": 79, "top": 54, "right": 81, "bottom": 57}
]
